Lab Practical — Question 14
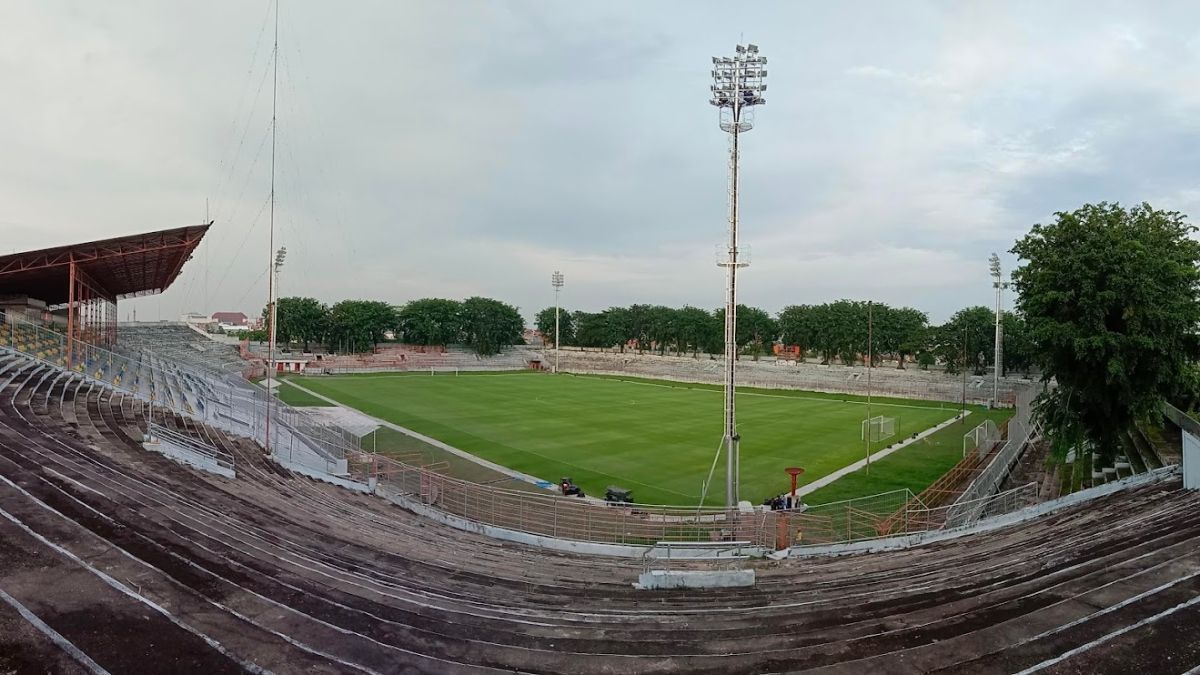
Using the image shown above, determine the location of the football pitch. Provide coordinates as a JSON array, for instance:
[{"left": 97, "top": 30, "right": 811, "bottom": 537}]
[{"left": 282, "top": 371, "right": 990, "bottom": 506}]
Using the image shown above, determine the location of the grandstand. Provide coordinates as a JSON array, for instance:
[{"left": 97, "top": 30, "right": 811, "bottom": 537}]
[
  {"left": 2, "top": 229, "right": 1200, "bottom": 671},
  {"left": 555, "top": 348, "right": 1028, "bottom": 405},
  {"left": 285, "top": 342, "right": 540, "bottom": 374},
  {"left": 0, "top": 349, "right": 1197, "bottom": 671}
]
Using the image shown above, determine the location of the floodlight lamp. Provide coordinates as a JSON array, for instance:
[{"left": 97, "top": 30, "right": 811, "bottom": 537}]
[
  {"left": 748, "top": 43, "right": 759, "bottom": 52},
  {"left": 736, "top": 44, "right": 746, "bottom": 53},
  {"left": 989, "top": 253, "right": 1001, "bottom": 278}
]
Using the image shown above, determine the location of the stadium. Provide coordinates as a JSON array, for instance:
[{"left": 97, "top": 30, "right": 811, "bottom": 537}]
[{"left": 5, "top": 4, "right": 1200, "bottom": 675}]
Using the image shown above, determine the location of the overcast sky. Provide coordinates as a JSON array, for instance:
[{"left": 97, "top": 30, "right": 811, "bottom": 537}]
[{"left": 4, "top": 1, "right": 1200, "bottom": 325}]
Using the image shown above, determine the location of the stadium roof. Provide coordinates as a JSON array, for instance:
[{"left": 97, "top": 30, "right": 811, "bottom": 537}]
[{"left": 0, "top": 224, "right": 210, "bottom": 307}]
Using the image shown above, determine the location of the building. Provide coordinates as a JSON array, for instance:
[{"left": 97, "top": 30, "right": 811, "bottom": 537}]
[
  {"left": 179, "top": 312, "right": 215, "bottom": 330},
  {"left": 211, "top": 311, "right": 248, "bottom": 326}
]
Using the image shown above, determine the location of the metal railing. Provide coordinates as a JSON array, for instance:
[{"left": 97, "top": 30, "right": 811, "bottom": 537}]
[
  {"left": 148, "top": 421, "right": 235, "bottom": 473},
  {"left": 369, "top": 453, "right": 782, "bottom": 548},
  {"left": 2, "top": 313, "right": 357, "bottom": 476}
]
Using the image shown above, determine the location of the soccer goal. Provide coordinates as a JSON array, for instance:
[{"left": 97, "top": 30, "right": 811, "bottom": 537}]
[
  {"left": 963, "top": 419, "right": 1001, "bottom": 457},
  {"left": 862, "top": 415, "right": 896, "bottom": 443}
]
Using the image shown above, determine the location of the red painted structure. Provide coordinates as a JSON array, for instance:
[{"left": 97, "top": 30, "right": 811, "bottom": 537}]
[{"left": 0, "top": 224, "right": 210, "bottom": 364}]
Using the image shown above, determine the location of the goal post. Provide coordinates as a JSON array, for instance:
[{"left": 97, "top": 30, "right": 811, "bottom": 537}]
[
  {"left": 862, "top": 415, "right": 896, "bottom": 443},
  {"left": 962, "top": 419, "right": 1001, "bottom": 457}
]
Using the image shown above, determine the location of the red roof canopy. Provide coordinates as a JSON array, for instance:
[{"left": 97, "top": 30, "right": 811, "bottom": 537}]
[{"left": 0, "top": 224, "right": 210, "bottom": 307}]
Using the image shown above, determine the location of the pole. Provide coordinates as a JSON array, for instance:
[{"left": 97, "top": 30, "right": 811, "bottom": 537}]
[
  {"left": 993, "top": 273, "right": 1002, "bottom": 407},
  {"left": 723, "top": 73, "right": 742, "bottom": 510},
  {"left": 865, "top": 301, "right": 873, "bottom": 475},
  {"left": 961, "top": 323, "right": 968, "bottom": 421},
  {"left": 554, "top": 284, "right": 560, "bottom": 374},
  {"left": 264, "top": 0, "right": 279, "bottom": 454}
]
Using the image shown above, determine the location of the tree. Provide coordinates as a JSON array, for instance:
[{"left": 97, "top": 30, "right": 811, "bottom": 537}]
[
  {"left": 1001, "top": 312, "right": 1034, "bottom": 376},
  {"left": 573, "top": 311, "right": 611, "bottom": 350},
  {"left": 740, "top": 305, "right": 778, "bottom": 360},
  {"left": 396, "top": 298, "right": 462, "bottom": 346},
  {"left": 675, "top": 306, "right": 718, "bottom": 357},
  {"left": 325, "top": 300, "right": 396, "bottom": 353},
  {"left": 458, "top": 297, "right": 524, "bottom": 356},
  {"left": 601, "top": 307, "right": 633, "bottom": 353},
  {"left": 884, "top": 306, "right": 928, "bottom": 369},
  {"left": 269, "top": 297, "right": 328, "bottom": 351},
  {"left": 535, "top": 306, "right": 575, "bottom": 348},
  {"left": 1012, "top": 202, "right": 1200, "bottom": 461},
  {"left": 936, "top": 306, "right": 994, "bottom": 375},
  {"left": 646, "top": 305, "right": 679, "bottom": 355},
  {"left": 778, "top": 305, "right": 819, "bottom": 362}
]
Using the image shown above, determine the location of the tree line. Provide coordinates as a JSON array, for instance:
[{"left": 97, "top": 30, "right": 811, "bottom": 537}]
[
  {"left": 536, "top": 301, "right": 1036, "bottom": 375},
  {"left": 252, "top": 296, "right": 525, "bottom": 356}
]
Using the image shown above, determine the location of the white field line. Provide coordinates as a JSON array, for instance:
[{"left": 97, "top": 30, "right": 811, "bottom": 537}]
[
  {"left": 280, "top": 379, "right": 564, "bottom": 496},
  {"left": 285, "top": 378, "right": 964, "bottom": 505},
  {"left": 793, "top": 411, "right": 971, "bottom": 499}
]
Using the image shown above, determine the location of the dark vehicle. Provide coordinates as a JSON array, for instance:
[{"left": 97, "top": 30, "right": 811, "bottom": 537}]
[
  {"left": 604, "top": 486, "right": 633, "bottom": 505},
  {"left": 559, "top": 477, "right": 585, "bottom": 498}
]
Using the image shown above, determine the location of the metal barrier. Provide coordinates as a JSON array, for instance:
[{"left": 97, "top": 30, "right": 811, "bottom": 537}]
[
  {"left": 2, "top": 313, "right": 358, "bottom": 476},
  {"left": 370, "top": 453, "right": 781, "bottom": 547},
  {"left": 147, "top": 421, "right": 235, "bottom": 474}
]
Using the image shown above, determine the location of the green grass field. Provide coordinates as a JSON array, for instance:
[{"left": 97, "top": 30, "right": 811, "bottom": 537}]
[{"left": 280, "top": 371, "right": 1000, "bottom": 506}]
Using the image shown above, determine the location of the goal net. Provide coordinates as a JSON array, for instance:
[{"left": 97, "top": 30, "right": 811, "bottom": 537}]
[
  {"left": 963, "top": 419, "right": 1001, "bottom": 457},
  {"left": 861, "top": 415, "right": 896, "bottom": 443}
]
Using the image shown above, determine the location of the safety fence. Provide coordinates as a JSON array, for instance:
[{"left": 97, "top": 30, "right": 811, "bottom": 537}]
[
  {"left": 949, "top": 383, "right": 1042, "bottom": 517},
  {"left": 779, "top": 482, "right": 1040, "bottom": 546},
  {"left": 366, "top": 453, "right": 782, "bottom": 547},
  {"left": 366, "top": 450, "right": 1042, "bottom": 549}
]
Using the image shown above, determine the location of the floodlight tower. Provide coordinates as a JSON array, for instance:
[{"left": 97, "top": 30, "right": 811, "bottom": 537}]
[
  {"left": 710, "top": 43, "right": 767, "bottom": 508},
  {"left": 989, "top": 253, "right": 1008, "bottom": 407},
  {"left": 265, "top": 246, "right": 286, "bottom": 452},
  {"left": 551, "top": 271, "right": 564, "bottom": 373}
]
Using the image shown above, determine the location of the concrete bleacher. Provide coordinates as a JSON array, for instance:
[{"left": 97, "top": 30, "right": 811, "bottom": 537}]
[
  {"left": 118, "top": 322, "right": 247, "bottom": 374},
  {"left": 556, "top": 348, "right": 1030, "bottom": 404},
  {"left": 306, "top": 343, "right": 538, "bottom": 373},
  {"left": 0, "top": 346, "right": 1198, "bottom": 671}
]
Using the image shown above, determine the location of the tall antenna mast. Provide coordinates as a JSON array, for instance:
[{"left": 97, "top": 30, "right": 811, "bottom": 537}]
[
  {"left": 710, "top": 43, "right": 767, "bottom": 509},
  {"left": 264, "top": 0, "right": 280, "bottom": 454}
]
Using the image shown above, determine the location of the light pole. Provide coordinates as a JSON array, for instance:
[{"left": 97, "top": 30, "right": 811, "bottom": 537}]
[
  {"left": 551, "top": 271, "right": 564, "bottom": 373},
  {"left": 989, "top": 253, "right": 1008, "bottom": 407},
  {"left": 265, "top": 245, "right": 286, "bottom": 452},
  {"left": 711, "top": 43, "right": 767, "bottom": 509}
]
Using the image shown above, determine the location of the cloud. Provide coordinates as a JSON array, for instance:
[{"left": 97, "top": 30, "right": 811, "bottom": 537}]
[{"left": 4, "top": 1, "right": 1200, "bottom": 327}]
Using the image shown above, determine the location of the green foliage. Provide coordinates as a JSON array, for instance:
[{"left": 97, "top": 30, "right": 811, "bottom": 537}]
[
  {"left": 268, "top": 297, "right": 328, "bottom": 351},
  {"left": 572, "top": 311, "right": 610, "bottom": 349},
  {"left": 933, "top": 306, "right": 994, "bottom": 375},
  {"left": 1012, "top": 202, "right": 1200, "bottom": 461},
  {"left": 397, "top": 298, "right": 463, "bottom": 345},
  {"left": 327, "top": 300, "right": 396, "bottom": 353},
  {"left": 535, "top": 305, "right": 575, "bottom": 347},
  {"left": 778, "top": 304, "right": 818, "bottom": 361},
  {"left": 458, "top": 297, "right": 524, "bottom": 356},
  {"left": 674, "top": 306, "right": 720, "bottom": 357}
]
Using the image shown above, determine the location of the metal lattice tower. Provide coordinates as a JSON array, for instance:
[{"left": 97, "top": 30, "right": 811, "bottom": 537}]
[
  {"left": 551, "top": 271, "right": 564, "bottom": 373},
  {"left": 711, "top": 43, "right": 767, "bottom": 508},
  {"left": 989, "top": 253, "right": 1008, "bottom": 407}
]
